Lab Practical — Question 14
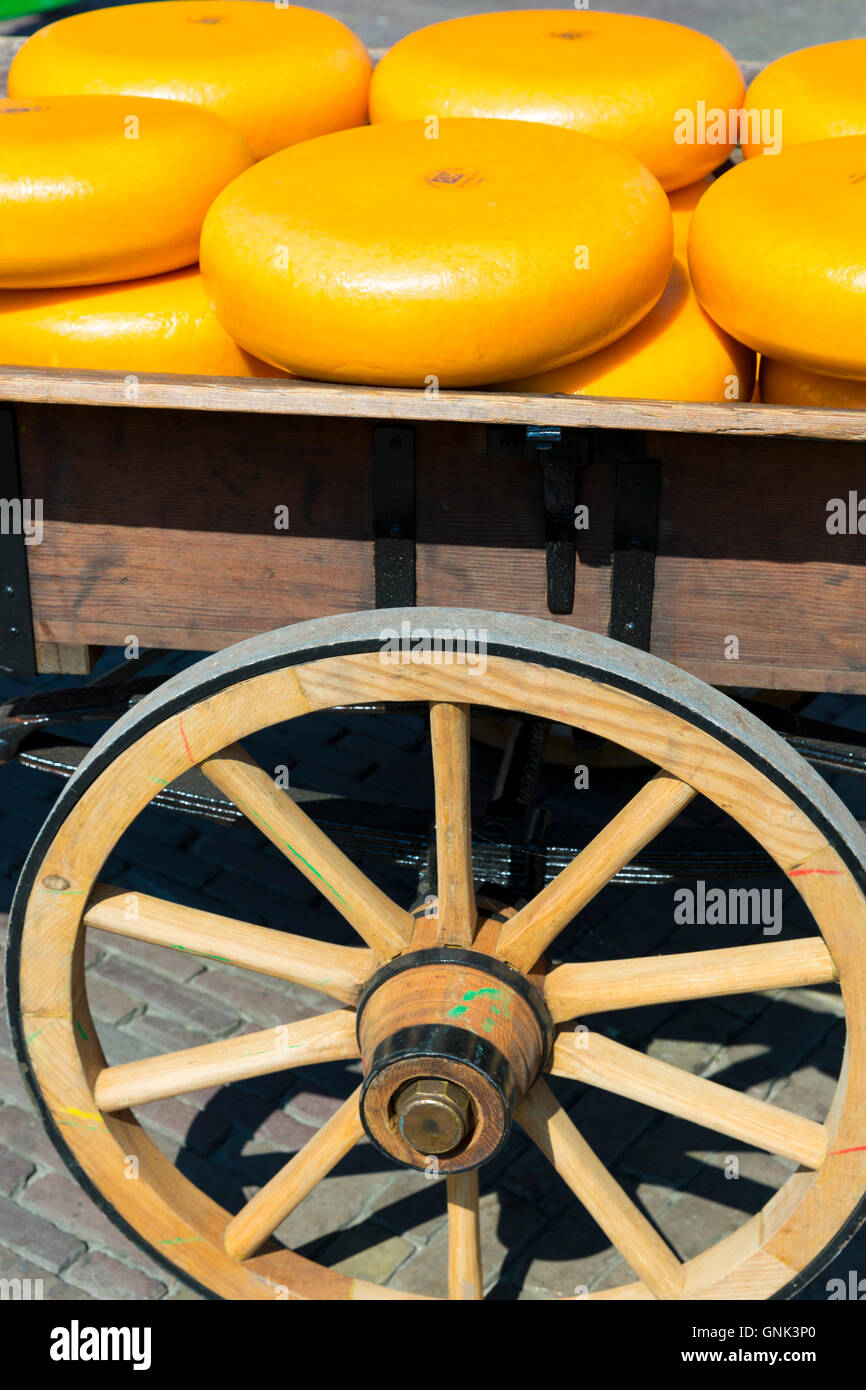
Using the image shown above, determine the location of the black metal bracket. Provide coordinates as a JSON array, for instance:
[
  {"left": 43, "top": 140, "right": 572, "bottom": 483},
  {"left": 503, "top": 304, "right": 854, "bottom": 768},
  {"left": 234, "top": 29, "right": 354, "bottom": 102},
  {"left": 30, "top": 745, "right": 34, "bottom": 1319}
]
[
  {"left": 605, "top": 434, "right": 661, "bottom": 651},
  {"left": 0, "top": 407, "right": 38, "bottom": 678},
  {"left": 372, "top": 424, "right": 416, "bottom": 608},
  {"left": 487, "top": 425, "right": 589, "bottom": 614}
]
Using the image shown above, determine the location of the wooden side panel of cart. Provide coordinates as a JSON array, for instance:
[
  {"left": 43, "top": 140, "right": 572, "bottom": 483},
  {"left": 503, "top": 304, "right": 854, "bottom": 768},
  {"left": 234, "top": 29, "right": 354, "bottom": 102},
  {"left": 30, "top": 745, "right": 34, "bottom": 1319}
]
[{"left": 9, "top": 396, "right": 866, "bottom": 691}]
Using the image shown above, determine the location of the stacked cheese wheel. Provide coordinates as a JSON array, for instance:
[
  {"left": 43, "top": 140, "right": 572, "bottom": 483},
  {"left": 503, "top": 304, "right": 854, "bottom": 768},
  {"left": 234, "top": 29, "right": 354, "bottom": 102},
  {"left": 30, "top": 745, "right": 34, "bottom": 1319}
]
[
  {"left": 197, "top": 9, "right": 745, "bottom": 390},
  {"left": 3, "top": 8, "right": 866, "bottom": 405},
  {"left": 2, "top": 2, "right": 373, "bottom": 376},
  {"left": 689, "top": 135, "right": 866, "bottom": 408}
]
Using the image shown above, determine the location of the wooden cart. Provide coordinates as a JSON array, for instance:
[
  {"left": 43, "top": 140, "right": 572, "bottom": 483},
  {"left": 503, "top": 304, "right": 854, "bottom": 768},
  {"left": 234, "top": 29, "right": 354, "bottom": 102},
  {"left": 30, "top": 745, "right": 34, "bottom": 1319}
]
[
  {"left": 3, "top": 369, "right": 865, "bottom": 1302},
  {"left": 2, "top": 36, "right": 866, "bottom": 1301}
]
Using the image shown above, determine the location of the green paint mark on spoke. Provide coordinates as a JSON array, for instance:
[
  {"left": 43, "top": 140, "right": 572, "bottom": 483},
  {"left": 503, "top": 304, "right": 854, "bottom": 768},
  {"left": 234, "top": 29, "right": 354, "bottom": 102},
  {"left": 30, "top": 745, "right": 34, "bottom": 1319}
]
[
  {"left": 76, "top": 1020, "right": 88, "bottom": 1041},
  {"left": 169, "top": 943, "right": 231, "bottom": 964},
  {"left": 447, "top": 1004, "right": 468, "bottom": 1017},
  {"left": 240, "top": 799, "right": 347, "bottom": 905}
]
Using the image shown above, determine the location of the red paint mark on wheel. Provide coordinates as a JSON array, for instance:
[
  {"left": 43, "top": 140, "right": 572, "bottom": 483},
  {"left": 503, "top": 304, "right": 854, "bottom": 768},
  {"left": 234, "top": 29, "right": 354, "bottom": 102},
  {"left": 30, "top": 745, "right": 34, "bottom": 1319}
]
[
  {"left": 830, "top": 1145, "right": 866, "bottom": 1156},
  {"left": 788, "top": 868, "right": 842, "bottom": 878},
  {"left": 179, "top": 716, "right": 195, "bottom": 766}
]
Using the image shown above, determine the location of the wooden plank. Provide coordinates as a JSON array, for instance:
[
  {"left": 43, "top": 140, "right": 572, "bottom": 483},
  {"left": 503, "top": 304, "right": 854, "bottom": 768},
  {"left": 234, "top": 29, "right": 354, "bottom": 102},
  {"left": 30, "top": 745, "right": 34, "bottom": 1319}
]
[
  {"left": 18, "top": 404, "right": 376, "bottom": 649},
  {"left": 34, "top": 641, "right": 99, "bottom": 675},
  {"left": 15, "top": 402, "right": 866, "bottom": 690},
  {"left": 2, "top": 365, "right": 866, "bottom": 440}
]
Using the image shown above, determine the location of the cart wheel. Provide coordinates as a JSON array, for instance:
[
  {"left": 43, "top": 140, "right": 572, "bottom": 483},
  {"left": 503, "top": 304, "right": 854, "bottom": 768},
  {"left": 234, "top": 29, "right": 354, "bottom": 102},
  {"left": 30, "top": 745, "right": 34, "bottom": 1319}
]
[{"left": 7, "top": 609, "right": 866, "bottom": 1300}]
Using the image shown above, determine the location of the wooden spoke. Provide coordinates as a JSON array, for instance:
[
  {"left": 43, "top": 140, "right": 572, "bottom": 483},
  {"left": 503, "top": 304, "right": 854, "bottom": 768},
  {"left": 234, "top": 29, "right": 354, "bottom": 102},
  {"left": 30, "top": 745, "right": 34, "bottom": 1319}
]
[
  {"left": 224, "top": 1086, "right": 365, "bottom": 1262},
  {"left": 94, "top": 1011, "right": 358, "bottom": 1112},
  {"left": 552, "top": 1032, "right": 827, "bottom": 1170},
  {"left": 85, "top": 885, "right": 374, "bottom": 1006},
  {"left": 516, "top": 1079, "right": 684, "bottom": 1299},
  {"left": 544, "top": 938, "right": 837, "bottom": 1023},
  {"left": 447, "top": 1170, "right": 483, "bottom": 1300},
  {"left": 200, "top": 744, "right": 413, "bottom": 960},
  {"left": 497, "top": 771, "right": 696, "bottom": 973},
  {"left": 430, "top": 702, "right": 476, "bottom": 946}
]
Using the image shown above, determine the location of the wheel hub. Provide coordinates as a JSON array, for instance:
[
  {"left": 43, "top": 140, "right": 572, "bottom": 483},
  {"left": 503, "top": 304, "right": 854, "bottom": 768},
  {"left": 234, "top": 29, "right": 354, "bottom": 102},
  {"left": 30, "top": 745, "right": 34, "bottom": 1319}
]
[{"left": 357, "top": 948, "right": 552, "bottom": 1173}]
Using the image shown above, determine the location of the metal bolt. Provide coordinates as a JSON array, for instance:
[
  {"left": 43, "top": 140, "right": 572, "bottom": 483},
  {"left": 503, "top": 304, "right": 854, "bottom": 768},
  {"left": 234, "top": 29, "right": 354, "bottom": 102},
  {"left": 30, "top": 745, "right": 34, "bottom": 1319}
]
[
  {"left": 3, "top": 585, "right": 13, "bottom": 596},
  {"left": 390, "top": 523, "right": 401, "bottom": 537},
  {"left": 624, "top": 620, "right": 636, "bottom": 633},
  {"left": 393, "top": 1077, "right": 474, "bottom": 1155},
  {"left": 8, "top": 626, "right": 18, "bottom": 636}
]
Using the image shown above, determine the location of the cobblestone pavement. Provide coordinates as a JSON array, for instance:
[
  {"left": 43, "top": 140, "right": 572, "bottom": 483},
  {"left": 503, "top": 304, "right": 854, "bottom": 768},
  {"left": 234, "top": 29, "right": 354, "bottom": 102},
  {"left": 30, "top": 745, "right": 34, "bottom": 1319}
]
[{"left": 1, "top": 648, "right": 865, "bottom": 1300}]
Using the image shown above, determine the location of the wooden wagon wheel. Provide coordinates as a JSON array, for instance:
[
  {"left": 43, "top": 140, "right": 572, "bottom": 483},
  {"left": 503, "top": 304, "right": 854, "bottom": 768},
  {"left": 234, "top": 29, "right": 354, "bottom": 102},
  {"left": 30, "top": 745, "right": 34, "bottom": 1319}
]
[{"left": 7, "top": 609, "right": 866, "bottom": 1300}]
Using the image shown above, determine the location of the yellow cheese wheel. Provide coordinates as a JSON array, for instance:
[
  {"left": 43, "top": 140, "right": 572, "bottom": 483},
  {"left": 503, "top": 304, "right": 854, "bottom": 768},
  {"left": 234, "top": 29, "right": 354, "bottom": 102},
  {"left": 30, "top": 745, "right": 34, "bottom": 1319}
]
[
  {"left": 504, "top": 255, "right": 755, "bottom": 404},
  {"left": 669, "top": 177, "right": 714, "bottom": 253},
  {"left": 200, "top": 118, "right": 673, "bottom": 388},
  {"left": 0, "top": 268, "right": 286, "bottom": 377},
  {"left": 760, "top": 359, "right": 866, "bottom": 410},
  {"left": 743, "top": 40, "right": 866, "bottom": 157},
  {"left": 370, "top": 11, "right": 743, "bottom": 191},
  {"left": 0, "top": 95, "right": 252, "bottom": 289},
  {"left": 9, "top": 1, "right": 372, "bottom": 161},
  {"left": 688, "top": 138, "right": 866, "bottom": 380}
]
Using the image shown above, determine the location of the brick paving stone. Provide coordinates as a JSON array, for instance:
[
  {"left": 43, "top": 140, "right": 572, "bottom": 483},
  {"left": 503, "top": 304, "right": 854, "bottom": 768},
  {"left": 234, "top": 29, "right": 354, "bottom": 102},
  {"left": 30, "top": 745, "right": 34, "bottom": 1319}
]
[
  {"left": 591, "top": 1255, "right": 640, "bottom": 1293},
  {"left": 653, "top": 1169, "right": 753, "bottom": 1262},
  {"left": 644, "top": 1001, "right": 739, "bottom": 1074},
  {"left": 127, "top": 1013, "right": 215, "bottom": 1056},
  {"left": 135, "top": 807, "right": 197, "bottom": 848},
  {"left": 191, "top": 965, "right": 308, "bottom": 1030},
  {"left": 325, "top": 1229, "right": 414, "bottom": 1284},
  {"left": 92, "top": 928, "right": 209, "bottom": 983},
  {"left": 0, "top": 1055, "right": 31, "bottom": 1109},
  {"left": 97, "top": 958, "right": 241, "bottom": 1035},
  {"left": 619, "top": 1122, "right": 707, "bottom": 1197},
  {"left": 0, "top": 1000, "right": 14, "bottom": 1058},
  {"left": 199, "top": 870, "right": 307, "bottom": 928},
  {"left": 0, "top": 1249, "right": 94, "bottom": 1300},
  {"left": 86, "top": 1020, "right": 152, "bottom": 1068},
  {"left": 113, "top": 831, "right": 215, "bottom": 888},
  {"left": 134, "top": 1098, "right": 231, "bottom": 1156},
  {"left": 64, "top": 1249, "right": 167, "bottom": 1301},
  {"left": 0, "top": 1147, "right": 33, "bottom": 1196},
  {"left": 360, "top": 1165, "right": 450, "bottom": 1247},
  {"left": 0, "top": 1191, "right": 86, "bottom": 1272},
  {"left": 765, "top": 1062, "right": 837, "bottom": 1122},
  {"left": 271, "top": 1141, "right": 394, "bottom": 1260},
  {"left": 511, "top": 1212, "right": 623, "bottom": 1299},
  {"left": 387, "top": 1189, "right": 546, "bottom": 1298},
  {"left": 188, "top": 834, "right": 319, "bottom": 905},
  {"left": 284, "top": 1088, "right": 344, "bottom": 1127},
  {"left": 705, "top": 997, "right": 837, "bottom": 1100},
  {"left": 84, "top": 975, "right": 144, "bottom": 1028},
  {"left": 21, "top": 1171, "right": 157, "bottom": 1269},
  {"left": 0, "top": 1104, "right": 61, "bottom": 1169}
]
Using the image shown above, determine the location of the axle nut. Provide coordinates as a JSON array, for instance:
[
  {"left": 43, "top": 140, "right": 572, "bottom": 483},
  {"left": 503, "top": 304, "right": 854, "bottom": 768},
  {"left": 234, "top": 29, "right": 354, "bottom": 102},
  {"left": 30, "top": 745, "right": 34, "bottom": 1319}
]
[{"left": 392, "top": 1077, "right": 473, "bottom": 1156}]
